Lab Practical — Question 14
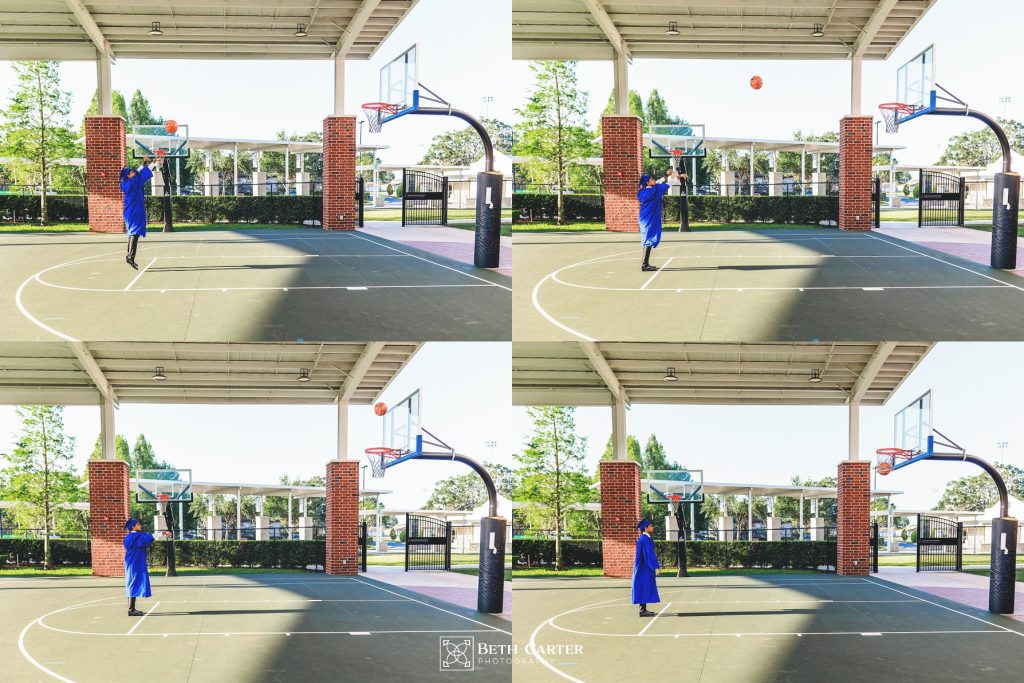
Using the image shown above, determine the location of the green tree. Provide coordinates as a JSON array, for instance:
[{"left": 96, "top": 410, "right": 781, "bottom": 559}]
[
  {"left": 515, "top": 61, "right": 596, "bottom": 224},
  {"left": 0, "top": 406, "right": 82, "bottom": 568},
  {"left": 645, "top": 89, "right": 675, "bottom": 126},
  {"left": 599, "top": 434, "right": 643, "bottom": 471},
  {"left": 513, "top": 406, "right": 594, "bottom": 569},
  {"left": 935, "top": 463, "right": 1024, "bottom": 511},
  {"left": 128, "top": 90, "right": 163, "bottom": 127},
  {"left": 419, "top": 118, "right": 513, "bottom": 166},
  {"left": 936, "top": 119, "right": 1024, "bottom": 167},
  {"left": 602, "top": 89, "right": 646, "bottom": 129},
  {"left": 84, "top": 89, "right": 130, "bottom": 127},
  {"left": 0, "top": 61, "right": 78, "bottom": 224},
  {"left": 425, "top": 462, "right": 516, "bottom": 510}
]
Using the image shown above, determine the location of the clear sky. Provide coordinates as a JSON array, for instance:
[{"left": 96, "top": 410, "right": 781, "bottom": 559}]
[
  {"left": 0, "top": 342, "right": 513, "bottom": 510},
  {"left": 512, "top": 343, "right": 1024, "bottom": 512},
  {"left": 0, "top": 0, "right": 511, "bottom": 167},
  {"left": 510, "top": 0, "right": 1023, "bottom": 166}
]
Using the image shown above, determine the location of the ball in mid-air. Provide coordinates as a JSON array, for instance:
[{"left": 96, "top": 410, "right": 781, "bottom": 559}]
[
  {"left": 750, "top": 76, "right": 763, "bottom": 90},
  {"left": 374, "top": 402, "right": 387, "bottom": 416},
  {"left": 164, "top": 120, "right": 178, "bottom": 134}
]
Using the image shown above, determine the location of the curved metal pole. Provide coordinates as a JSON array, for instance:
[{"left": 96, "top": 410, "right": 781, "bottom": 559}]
[
  {"left": 929, "top": 453, "right": 1009, "bottom": 517},
  {"left": 415, "top": 107, "right": 495, "bottom": 172},
  {"left": 415, "top": 452, "right": 498, "bottom": 517},
  {"left": 932, "top": 108, "right": 1013, "bottom": 173}
]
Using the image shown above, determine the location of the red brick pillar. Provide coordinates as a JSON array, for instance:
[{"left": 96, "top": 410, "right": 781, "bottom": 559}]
[
  {"left": 836, "top": 459, "right": 871, "bottom": 575},
  {"left": 85, "top": 116, "right": 127, "bottom": 233},
  {"left": 322, "top": 116, "right": 357, "bottom": 231},
  {"left": 839, "top": 115, "right": 874, "bottom": 231},
  {"left": 602, "top": 115, "right": 643, "bottom": 232},
  {"left": 600, "top": 459, "right": 641, "bottom": 578},
  {"left": 325, "top": 459, "right": 360, "bottom": 575},
  {"left": 88, "top": 459, "right": 129, "bottom": 577}
]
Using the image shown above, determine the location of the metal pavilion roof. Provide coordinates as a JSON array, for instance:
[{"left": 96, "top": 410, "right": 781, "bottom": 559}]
[
  {"left": 512, "top": 342, "right": 934, "bottom": 407},
  {"left": 0, "top": 0, "right": 418, "bottom": 61},
  {"left": 0, "top": 342, "right": 421, "bottom": 406},
  {"left": 513, "top": 0, "right": 939, "bottom": 61}
]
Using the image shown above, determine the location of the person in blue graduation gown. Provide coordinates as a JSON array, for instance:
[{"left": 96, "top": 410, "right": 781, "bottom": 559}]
[
  {"left": 124, "top": 517, "right": 169, "bottom": 616},
  {"left": 637, "top": 169, "right": 677, "bottom": 272},
  {"left": 632, "top": 519, "right": 661, "bottom": 617},
  {"left": 120, "top": 158, "right": 154, "bottom": 270}
]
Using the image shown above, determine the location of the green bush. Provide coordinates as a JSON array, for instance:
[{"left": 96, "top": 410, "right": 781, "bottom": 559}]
[
  {"left": 0, "top": 538, "right": 92, "bottom": 566},
  {"left": 912, "top": 184, "right": 920, "bottom": 199},
  {"left": 144, "top": 540, "right": 323, "bottom": 569},
  {"left": 0, "top": 194, "right": 89, "bottom": 223},
  {"left": 911, "top": 529, "right": 918, "bottom": 543},
  {"left": 512, "top": 539, "right": 836, "bottom": 570},
  {"left": 512, "top": 193, "right": 604, "bottom": 222},
  {"left": 145, "top": 195, "right": 321, "bottom": 225}
]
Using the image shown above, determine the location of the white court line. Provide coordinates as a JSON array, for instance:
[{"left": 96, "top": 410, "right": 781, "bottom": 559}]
[
  {"left": 638, "top": 602, "right": 672, "bottom": 635},
  {"left": 124, "top": 257, "right": 157, "bottom": 291},
  {"left": 640, "top": 257, "right": 673, "bottom": 290},
  {"left": 867, "top": 233, "right": 1024, "bottom": 293},
  {"left": 126, "top": 601, "right": 160, "bottom": 635},
  {"left": 350, "top": 577, "right": 511, "bottom": 635}
]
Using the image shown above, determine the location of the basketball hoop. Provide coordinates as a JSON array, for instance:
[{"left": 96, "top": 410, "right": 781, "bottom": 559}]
[
  {"left": 879, "top": 102, "right": 917, "bottom": 133},
  {"left": 362, "top": 102, "right": 400, "bottom": 133},
  {"left": 876, "top": 447, "right": 914, "bottom": 476},
  {"left": 365, "top": 446, "right": 403, "bottom": 478},
  {"left": 156, "top": 493, "right": 170, "bottom": 505}
]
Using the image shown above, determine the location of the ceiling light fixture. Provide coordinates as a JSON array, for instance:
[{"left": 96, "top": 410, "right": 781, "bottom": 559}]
[
  {"left": 149, "top": 22, "right": 163, "bottom": 37},
  {"left": 809, "top": 369, "right": 823, "bottom": 383},
  {"left": 152, "top": 367, "right": 167, "bottom": 381},
  {"left": 294, "top": 23, "right": 308, "bottom": 38},
  {"left": 664, "top": 367, "right": 678, "bottom": 382},
  {"left": 665, "top": 21, "right": 680, "bottom": 37},
  {"left": 811, "top": 24, "right": 825, "bottom": 38},
  {"left": 297, "top": 368, "right": 312, "bottom": 383}
]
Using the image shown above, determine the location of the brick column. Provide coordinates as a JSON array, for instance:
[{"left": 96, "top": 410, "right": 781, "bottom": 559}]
[
  {"left": 600, "top": 459, "right": 641, "bottom": 578},
  {"left": 325, "top": 459, "right": 360, "bottom": 575},
  {"left": 88, "top": 459, "right": 129, "bottom": 577},
  {"left": 837, "top": 459, "right": 871, "bottom": 576},
  {"left": 602, "top": 115, "right": 643, "bottom": 232},
  {"left": 839, "top": 115, "right": 874, "bottom": 231},
  {"left": 85, "top": 116, "right": 127, "bottom": 233},
  {"left": 322, "top": 116, "right": 357, "bottom": 231}
]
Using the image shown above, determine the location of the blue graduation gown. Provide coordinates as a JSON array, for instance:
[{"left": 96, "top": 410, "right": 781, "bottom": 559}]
[
  {"left": 121, "top": 166, "right": 153, "bottom": 237},
  {"left": 124, "top": 531, "right": 155, "bottom": 598},
  {"left": 631, "top": 533, "right": 660, "bottom": 604},
  {"left": 637, "top": 182, "right": 670, "bottom": 248}
]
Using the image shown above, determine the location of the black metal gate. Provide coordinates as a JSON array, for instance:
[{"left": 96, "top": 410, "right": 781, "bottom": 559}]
[
  {"left": 871, "top": 177, "right": 881, "bottom": 229},
  {"left": 405, "top": 513, "right": 451, "bottom": 571},
  {"left": 870, "top": 521, "right": 879, "bottom": 573},
  {"left": 355, "top": 176, "right": 365, "bottom": 228},
  {"left": 919, "top": 170, "right": 965, "bottom": 227},
  {"left": 917, "top": 515, "right": 963, "bottom": 572},
  {"left": 358, "top": 520, "right": 368, "bottom": 572},
  {"left": 402, "top": 170, "right": 448, "bottom": 226}
]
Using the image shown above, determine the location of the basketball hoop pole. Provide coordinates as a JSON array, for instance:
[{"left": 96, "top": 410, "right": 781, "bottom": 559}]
[
  {"left": 161, "top": 156, "right": 174, "bottom": 233},
  {"left": 161, "top": 497, "right": 177, "bottom": 577},
  {"left": 673, "top": 499, "right": 689, "bottom": 577}
]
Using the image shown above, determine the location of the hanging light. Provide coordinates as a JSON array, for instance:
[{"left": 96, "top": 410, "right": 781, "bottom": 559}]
[
  {"left": 152, "top": 367, "right": 167, "bottom": 381},
  {"left": 297, "top": 368, "right": 312, "bottom": 383},
  {"left": 664, "top": 367, "right": 678, "bottom": 382},
  {"left": 149, "top": 22, "right": 163, "bottom": 37},
  {"left": 811, "top": 24, "right": 825, "bottom": 38},
  {"left": 808, "top": 369, "right": 823, "bottom": 383},
  {"left": 665, "top": 21, "right": 680, "bottom": 37},
  {"left": 294, "top": 23, "right": 308, "bottom": 38}
]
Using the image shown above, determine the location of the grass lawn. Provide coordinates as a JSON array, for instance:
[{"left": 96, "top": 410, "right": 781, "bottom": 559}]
[
  {"left": 364, "top": 207, "right": 513, "bottom": 222},
  {"left": 0, "top": 222, "right": 315, "bottom": 233},
  {"left": 0, "top": 566, "right": 312, "bottom": 577},
  {"left": 965, "top": 568, "right": 1024, "bottom": 583},
  {"left": 881, "top": 208, "right": 1024, "bottom": 223},
  {"left": 512, "top": 221, "right": 829, "bottom": 233},
  {"left": 367, "top": 552, "right": 480, "bottom": 567},
  {"left": 453, "top": 568, "right": 514, "bottom": 582},
  {"left": 512, "top": 567, "right": 823, "bottom": 579},
  {"left": 878, "top": 553, "right": 992, "bottom": 567}
]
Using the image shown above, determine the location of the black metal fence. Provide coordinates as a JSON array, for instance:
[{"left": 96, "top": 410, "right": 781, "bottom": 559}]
[
  {"left": 919, "top": 170, "right": 966, "bottom": 227},
  {"left": 514, "top": 180, "right": 840, "bottom": 198},
  {"left": 405, "top": 513, "right": 451, "bottom": 571},
  {"left": 917, "top": 515, "right": 963, "bottom": 572},
  {"left": 402, "top": 170, "right": 447, "bottom": 226},
  {"left": 514, "top": 525, "right": 839, "bottom": 543},
  {"left": 156, "top": 180, "right": 323, "bottom": 197}
]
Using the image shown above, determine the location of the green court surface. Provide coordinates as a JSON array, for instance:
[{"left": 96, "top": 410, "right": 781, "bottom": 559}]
[
  {"left": 0, "top": 229, "right": 510, "bottom": 341},
  {"left": 4, "top": 573, "right": 511, "bottom": 682},
  {"left": 513, "top": 574, "right": 1024, "bottom": 682},
  {"left": 513, "top": 228, "right": 1024, "bottom": 341}
]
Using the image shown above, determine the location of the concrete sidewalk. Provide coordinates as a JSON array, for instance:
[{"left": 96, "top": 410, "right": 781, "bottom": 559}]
[
  {"left": 365, "top": 565, "right": 512, "bottom": 621},
  {"left": 359, "top": 222, "right": 512, "bottom": 276},
  {"left": 877, "top": 221, "right": 1024, "bottom": 272},
  {"left": 877, "top": 565, "right": 1024, "bottom": 621}
]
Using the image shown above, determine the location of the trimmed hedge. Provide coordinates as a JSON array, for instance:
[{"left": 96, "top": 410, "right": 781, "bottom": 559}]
[
  {"left": 0, "top": 538, "right": 92, "bottom": 566},
  {"left": 512, "top": 193, "right": 839, "bottom": 226},
  {"left": 0, "top": 194, "right": 89, "bottom": 223},
  {"left": 513, "top": 539, "right": 836, "bottom": 571}
]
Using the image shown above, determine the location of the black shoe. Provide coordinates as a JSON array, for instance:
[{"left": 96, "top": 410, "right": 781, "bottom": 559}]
[
  {"left": 126, "top": 257, "right": 139, "bottom": 270},
  {"left": 128, "top": 609, "right": 145, "bottom": 616},
  {"left": 641, "top": 264, "right": 658, "bottom": 272},
  {"left": 639, "top": 609, "right": 657, "bottom": 617}
]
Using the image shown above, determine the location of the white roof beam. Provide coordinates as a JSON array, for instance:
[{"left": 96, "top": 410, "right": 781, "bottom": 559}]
[
  {"left": 68, "top": 342, "right": 117, "bottom": 405},
  {"left": 580, "top": 0, "right": 630, "bottom": 59},
  {"left": 849, "top": 342, "right": 896, "bottom": 404},
  {"left": 338, "top": 342, "right": 385, "bottom": 402},
  {"left": 334, "top": 0, "right": 381, "bottom": 57},
  {"left": 580, "top": 342, "right": 629, "bottom": 406},
  {"left": 64, "top": 0, "right": 112, "bottom": 57},
  {"left": 852, "top": 0, "right": 899, "bottom": 57}
]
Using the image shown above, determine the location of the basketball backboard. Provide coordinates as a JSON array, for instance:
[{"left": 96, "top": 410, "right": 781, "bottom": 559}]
[
  {"left": 136, "top": 469, "right": 193, "bottom": 504},
  {"left": 894, "top": 390, "right": 933, "bottom": 455},
  {"left": 647, "top": 469, "right": 704, "bottom": 505},
  {"left": 383, "top": 389, "right": 421, "bottom": 455},
  {"left": 379, "top": 44, "right": 418, "bottom": 113},
  {"left": 896, "top": 45, "right": 936, "bottom": 118},
  {"left": 649, "top": 124, "right": 706, "bottom": 159},
  {"left": 131, "top": 123, "right": 190, "bottom": 160}
]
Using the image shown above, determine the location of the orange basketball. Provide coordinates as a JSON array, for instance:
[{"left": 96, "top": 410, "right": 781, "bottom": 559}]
[
  {"left": 750, "top": 76, "right": 763, "bottom": 90},
  {"left": 164, "top": 120, "right": 178, "bottom": 134},
  {"left": 374, "top": 402, "right": 387, "bottom": 416}
]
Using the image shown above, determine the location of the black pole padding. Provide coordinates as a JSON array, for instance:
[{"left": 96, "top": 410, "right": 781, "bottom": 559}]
[
  {"left": 163, "top": 502, "right": 177, "bottom": 577},
  {"left": 990, "top": 517, "right": 1017, "bottom": 614},
  {"left": 161, "top": 158, "right": 174, "bottom": 233},
  {"left": 474, "top": 171, "right": 502, "bottom": 268},
  {"left": 478, "top": 516, "right": 506, "bottom": 613},
  {"left": 675, "top": 503, "right": 688, "bottom": 577},
  {"left": 992, "top": 172, "right": 1020, "bottom": 269}
]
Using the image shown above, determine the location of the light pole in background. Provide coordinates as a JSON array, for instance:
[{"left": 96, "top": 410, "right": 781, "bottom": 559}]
[
  {"left": 358, "top": 120, "right": 364, "bottom": 145},
  {"left": 486, "top": 440, "right": 497, "bottom": 459},
  {"left": 481, "top": 96, "right": 493, "bottom": 117},
  {"left": 997, "top": 441, "right": 1009, "bottom": 463}
]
